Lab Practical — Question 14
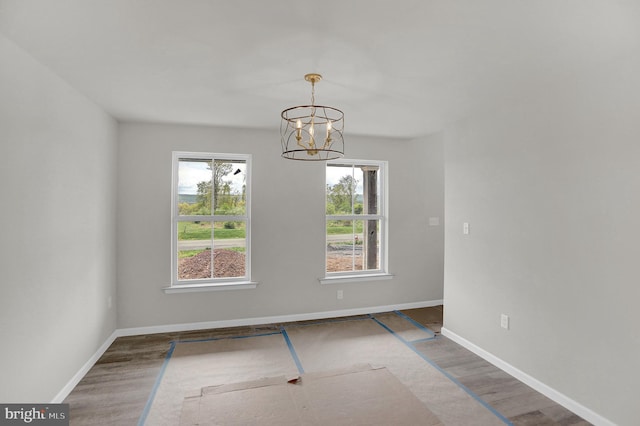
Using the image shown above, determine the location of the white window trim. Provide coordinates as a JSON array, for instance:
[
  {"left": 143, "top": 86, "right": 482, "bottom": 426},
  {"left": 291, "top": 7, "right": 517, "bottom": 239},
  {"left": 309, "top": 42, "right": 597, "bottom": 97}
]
[
  {"left": 168, "top": 151, "right": 255, "bottom": 292},
  {"left": 319, "top": 273, "right": 394, "bottom": 285},
  {"left": 323, "top": 159, "right": 390, "bottom": 282},
  {"left": 163, "top": 281, "right": 257, "bottom": 294}
]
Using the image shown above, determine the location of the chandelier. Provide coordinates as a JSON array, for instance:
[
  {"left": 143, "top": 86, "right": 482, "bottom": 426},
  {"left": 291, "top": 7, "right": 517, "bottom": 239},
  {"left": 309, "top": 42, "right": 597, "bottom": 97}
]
[{"left": 281, "top": 73, "right": 344, "bottom": 160}]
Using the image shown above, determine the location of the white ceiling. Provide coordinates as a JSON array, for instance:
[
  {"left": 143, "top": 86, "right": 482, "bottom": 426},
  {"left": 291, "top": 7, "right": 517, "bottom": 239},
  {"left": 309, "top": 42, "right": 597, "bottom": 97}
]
[{"left": 1, "top": 0, "right": 638, "bottom": 138}]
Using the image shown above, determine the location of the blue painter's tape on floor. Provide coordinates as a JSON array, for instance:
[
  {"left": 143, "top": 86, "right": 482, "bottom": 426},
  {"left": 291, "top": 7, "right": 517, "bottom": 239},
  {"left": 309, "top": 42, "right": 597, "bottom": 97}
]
[
  {"left": 393, "top": 310, "right": 436, "bottom": 337},
  {"left": 280, "top": 326, "right": 305, "bottom": 374},
  {"left": 137, "top": 341, "right": 176, "bottom": 426},
  {"left": 410, "top": 336, "right": 438, "bottom": 344}
]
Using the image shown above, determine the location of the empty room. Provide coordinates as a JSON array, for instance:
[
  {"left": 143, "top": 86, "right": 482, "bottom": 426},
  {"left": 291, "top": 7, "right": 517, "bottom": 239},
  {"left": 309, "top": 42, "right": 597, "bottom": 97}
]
[{"left": 0, "top": 1, "right": 637, "bottom": 425}]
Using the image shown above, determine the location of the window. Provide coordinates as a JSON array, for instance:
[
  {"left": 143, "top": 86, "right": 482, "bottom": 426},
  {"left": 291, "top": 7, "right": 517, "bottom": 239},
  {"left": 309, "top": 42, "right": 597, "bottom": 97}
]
[
  {"left": 325, "top": 159, "right": 387, "bottom": 278},
  {"left": 170, "top": 152, "right": 251, "bottom": 288}
]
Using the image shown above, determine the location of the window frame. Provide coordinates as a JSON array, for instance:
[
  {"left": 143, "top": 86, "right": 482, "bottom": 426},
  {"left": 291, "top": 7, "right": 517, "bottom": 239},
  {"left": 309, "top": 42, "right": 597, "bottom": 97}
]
[
  {"left": 324, "top": 159, "right": 389, "bottom": 280},
  {"left": 169, "top": 151, "right": 253, "bottom": 290}
]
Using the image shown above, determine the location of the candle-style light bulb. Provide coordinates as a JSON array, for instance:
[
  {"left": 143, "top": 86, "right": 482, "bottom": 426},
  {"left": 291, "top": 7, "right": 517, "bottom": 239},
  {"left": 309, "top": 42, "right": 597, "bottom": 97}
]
[
  {"left": 295, "top": 119, "right": 302, "bottom": 141},
  {"left": 324, "top": 121, "right": 332, "bottom": 147}
]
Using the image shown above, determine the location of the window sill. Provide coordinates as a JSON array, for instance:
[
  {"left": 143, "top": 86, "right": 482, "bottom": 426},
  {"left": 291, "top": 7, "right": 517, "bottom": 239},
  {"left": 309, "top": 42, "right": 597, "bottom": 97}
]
[
  {"left": 319, "top": 273, "right": 394, "bottom": 285},
  {"left": 163, "top": 281, "right": 258, "bottom": 294}
]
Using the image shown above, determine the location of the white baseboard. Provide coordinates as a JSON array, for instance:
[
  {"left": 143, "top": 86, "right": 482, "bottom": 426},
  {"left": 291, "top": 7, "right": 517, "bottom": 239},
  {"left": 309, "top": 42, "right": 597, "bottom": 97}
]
[
  {"left": 54, "top": 300, "right": 442, "bottom": 401},
  {"left": 441, "top": 327, "right": 615, "bottom": 426},
  {"left": 117, "top": 300, "right": 443, "bottom": 337},
  {"left": 51, "top": 330, "right": 119, "bottom": 403}
]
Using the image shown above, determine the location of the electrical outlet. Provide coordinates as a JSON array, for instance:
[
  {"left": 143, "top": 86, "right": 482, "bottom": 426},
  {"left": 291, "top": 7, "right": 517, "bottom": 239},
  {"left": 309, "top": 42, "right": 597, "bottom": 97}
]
[
  {"left": 463, "top": 222, "right": 470, "bottom": 235},
  {"left": 337, "top": 290, "right": 343, "bottom": 300},
  {"left": 500, "top": 314, "right": 509, "bottom": 330}
]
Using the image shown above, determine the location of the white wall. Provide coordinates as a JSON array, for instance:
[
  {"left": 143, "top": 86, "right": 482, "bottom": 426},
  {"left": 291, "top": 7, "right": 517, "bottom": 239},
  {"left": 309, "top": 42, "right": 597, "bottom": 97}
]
[
  {"left": 0, "top": 35, "right": 118, "bottom": 402},
  {"left": 443, "top": 52, "right": 640, "bottom": 424},
  {"left": 116, "top": 122, "right": 443, "bottom": 328}
]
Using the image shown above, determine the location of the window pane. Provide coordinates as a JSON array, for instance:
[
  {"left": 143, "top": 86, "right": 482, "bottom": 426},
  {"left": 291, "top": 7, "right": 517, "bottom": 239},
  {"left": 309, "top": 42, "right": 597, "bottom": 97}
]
[
  {"left": 326, "top": 164, "right": 379, "bottom": 216},
  {"left": 213, "top": 160, "right": 247, "bottom": 215},
  {"left": 326, "top": 164, "right": 358, "bottom": 215},
  {"left": 326, "top": 219, "right": 380, "bottom": 273},
  {"left": 177, "top": 221, "right": 212, "bottom": 280},
  {"left": 178, "top": 159, "right": 212, "bottom": 215},
  {"left": 326, "top": 219, "right": 362, "bottom": 272},
  {"left": 212, "top": 221, "right": 246, "bottom": 278}
]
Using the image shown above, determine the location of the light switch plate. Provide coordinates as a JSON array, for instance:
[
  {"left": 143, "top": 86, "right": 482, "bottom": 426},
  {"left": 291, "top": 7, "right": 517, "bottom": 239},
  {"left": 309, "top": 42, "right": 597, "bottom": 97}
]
[{"left": 501, "top": 314, "right": 509, "bottom": 329}]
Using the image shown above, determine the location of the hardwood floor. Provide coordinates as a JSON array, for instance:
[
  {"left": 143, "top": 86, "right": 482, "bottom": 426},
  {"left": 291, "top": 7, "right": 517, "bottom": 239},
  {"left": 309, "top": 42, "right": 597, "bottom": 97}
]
[
  {"left": 403, "top": 307, "right": 590, "bottom": 426},
  {"left": 64, "top": 307, "right": 590, "bottom": 425}
]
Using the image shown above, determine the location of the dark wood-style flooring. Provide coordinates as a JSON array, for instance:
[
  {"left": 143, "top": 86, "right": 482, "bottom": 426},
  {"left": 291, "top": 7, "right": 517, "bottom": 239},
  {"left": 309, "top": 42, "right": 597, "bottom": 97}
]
[{"left": 64, "top": 306, "right": 590, "bottom": 425}]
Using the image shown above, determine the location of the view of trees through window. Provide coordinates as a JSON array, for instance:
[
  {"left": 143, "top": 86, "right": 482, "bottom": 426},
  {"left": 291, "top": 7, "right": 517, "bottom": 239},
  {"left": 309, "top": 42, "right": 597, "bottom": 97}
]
[
  {"left": 175, "top": 157, "right": 248, "bottom": 282},
  {"left": 173, "top": 154, "right": 382, "bottom": 283},
  {"left": 326, "top": 162, "right": 382, "bottom": 274}
]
